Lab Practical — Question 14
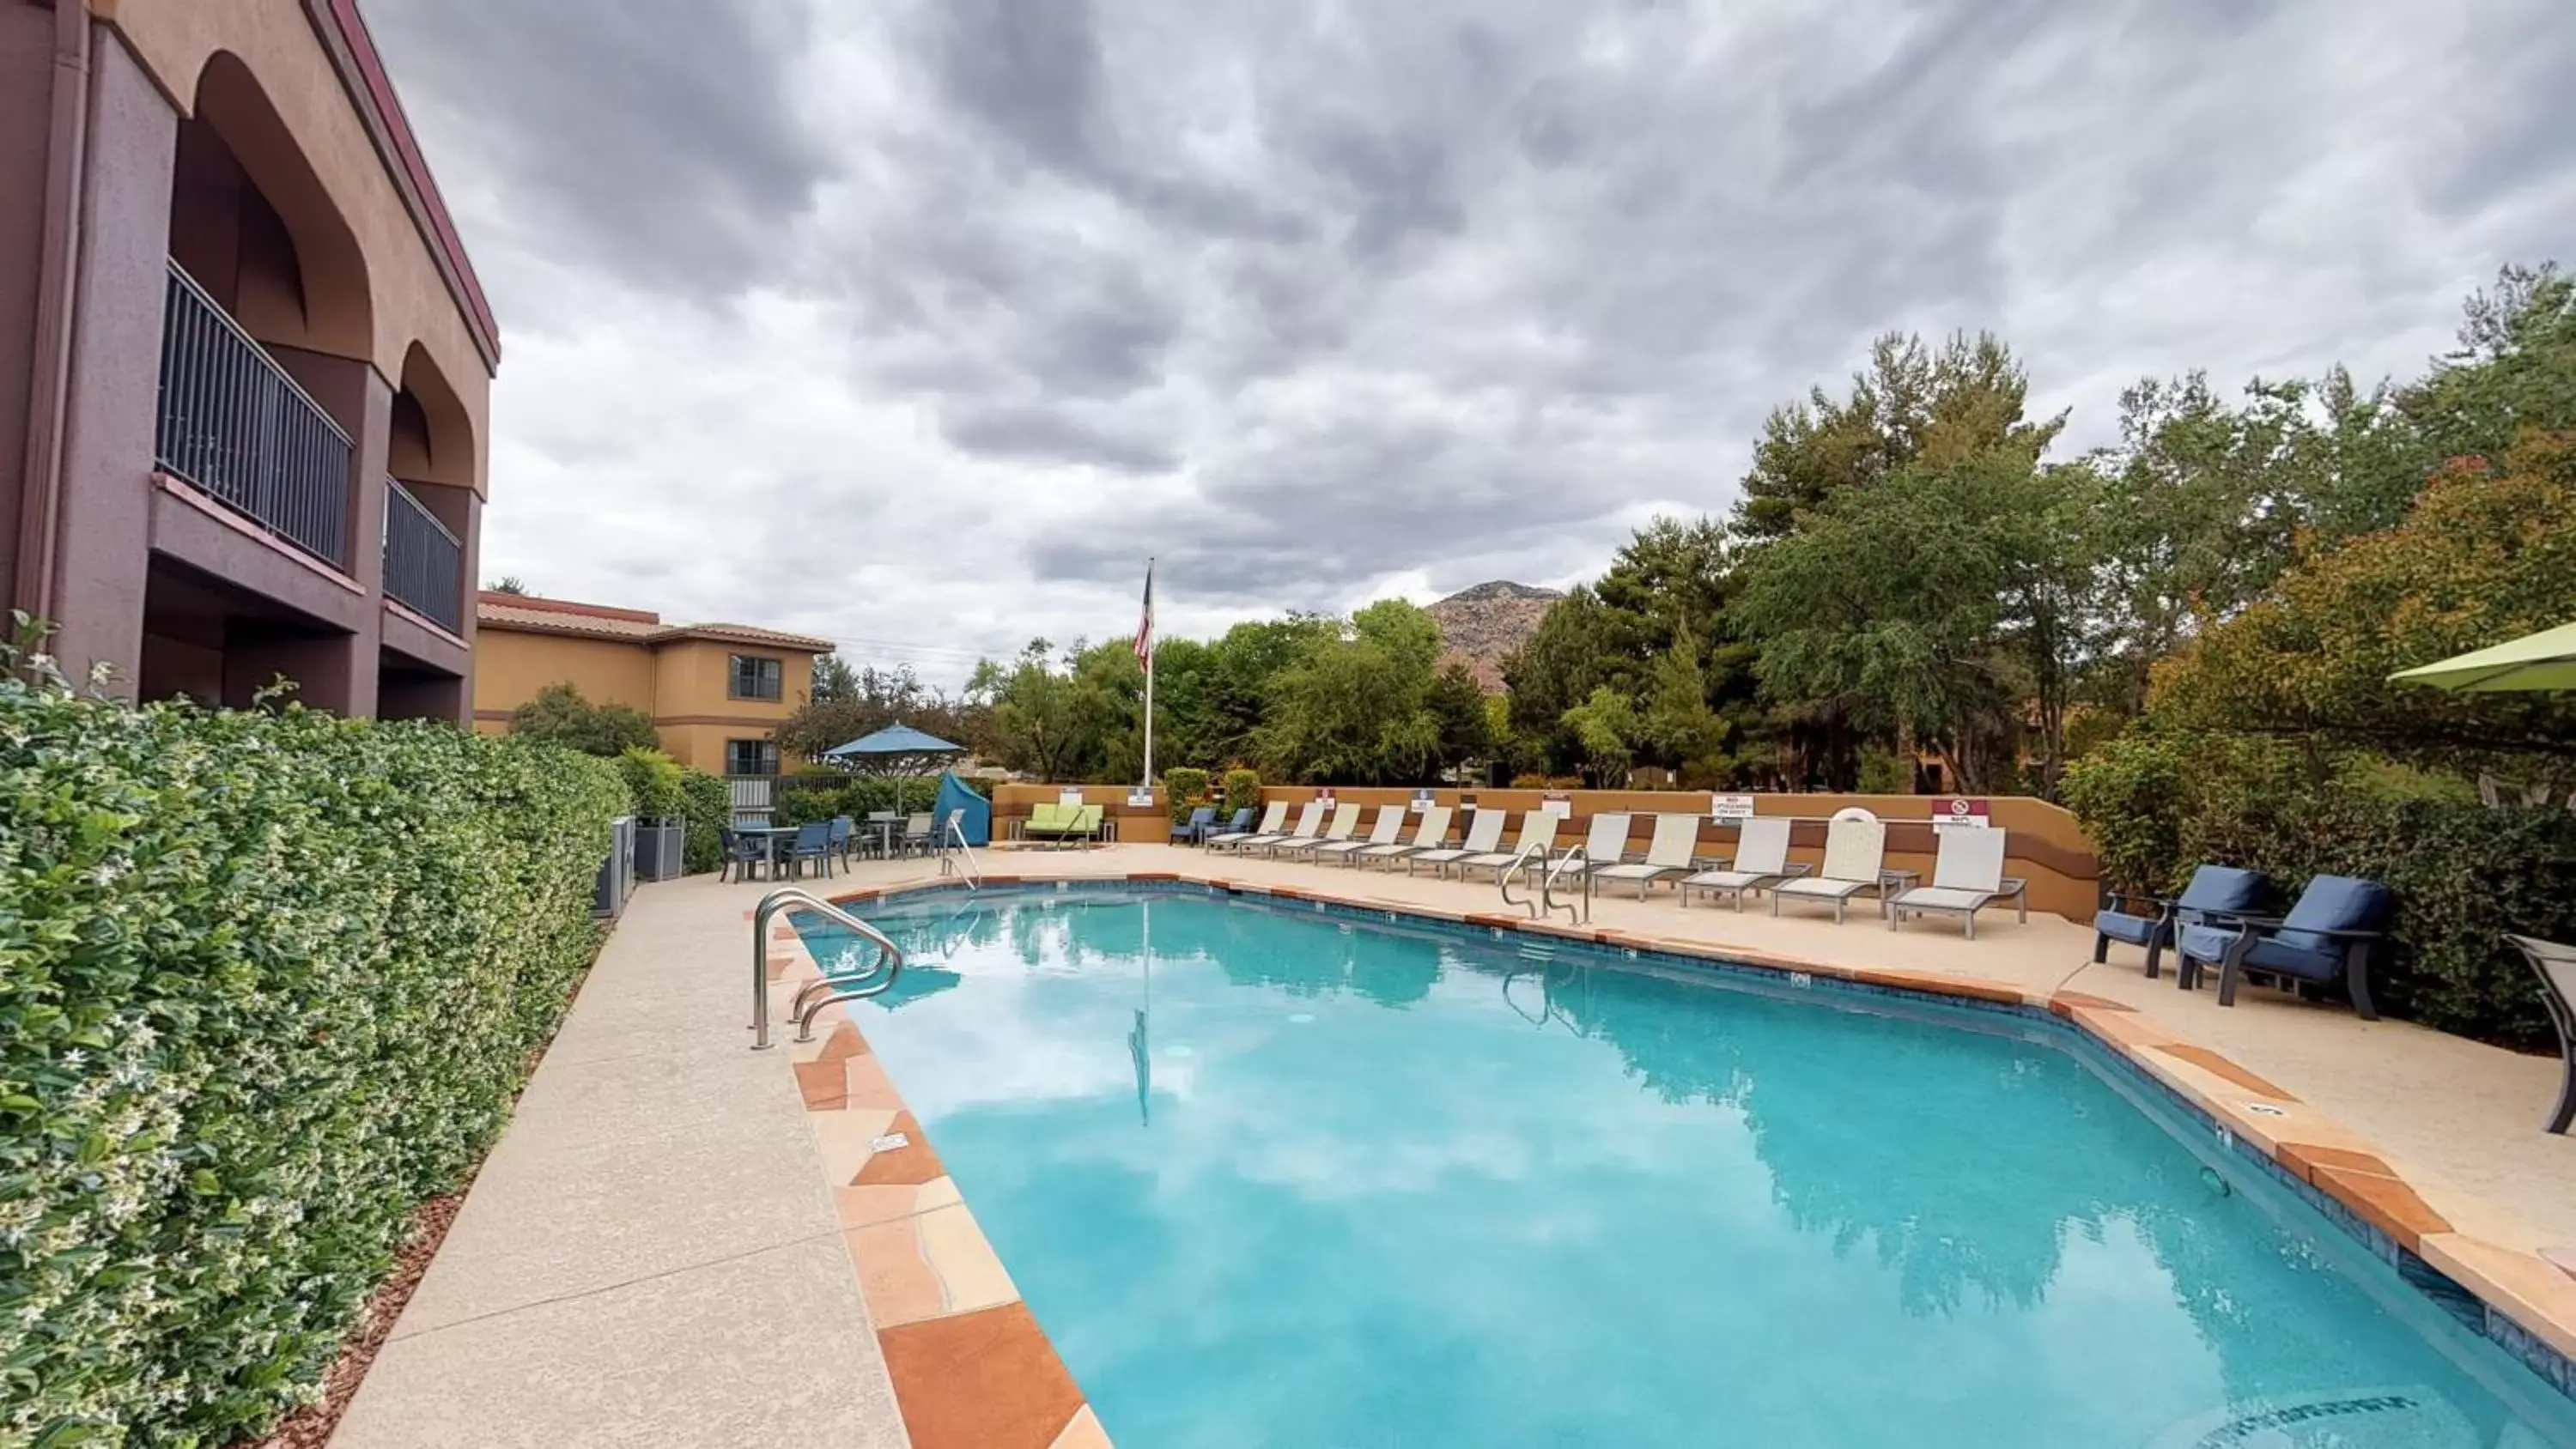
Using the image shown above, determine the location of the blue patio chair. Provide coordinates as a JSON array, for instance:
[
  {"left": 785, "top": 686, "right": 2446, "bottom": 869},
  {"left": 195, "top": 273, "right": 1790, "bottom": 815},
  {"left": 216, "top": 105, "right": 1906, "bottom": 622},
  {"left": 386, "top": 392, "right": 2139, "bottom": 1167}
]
[
  {"left": 783, "top": 820, "right": 835, "bottom": 880},
  {"left": 1172, "top": 805, "right": 1217, "bottom": 845},
  {"left": 2175, "top": 874, "right": 2395, "bottom": 1018},
  {"left": 2506, "top": 936, "right": 2574, "bottom": 1135},
  {"left": 2093, "top": 865, "right": 2272, "bottom": 979},
  {"left": 718, "top": 826, "right": 769, "bottom": 884},
  {"left": 829, "top": 815, "right": 854, "bottom": 865}
]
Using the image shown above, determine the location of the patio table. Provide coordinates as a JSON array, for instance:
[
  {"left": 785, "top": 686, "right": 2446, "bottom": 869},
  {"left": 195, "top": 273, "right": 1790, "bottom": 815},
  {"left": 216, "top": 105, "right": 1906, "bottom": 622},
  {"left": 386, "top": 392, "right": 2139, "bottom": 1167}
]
[{"left": 738, "top": 825, "right": 801, "bottom": 878}]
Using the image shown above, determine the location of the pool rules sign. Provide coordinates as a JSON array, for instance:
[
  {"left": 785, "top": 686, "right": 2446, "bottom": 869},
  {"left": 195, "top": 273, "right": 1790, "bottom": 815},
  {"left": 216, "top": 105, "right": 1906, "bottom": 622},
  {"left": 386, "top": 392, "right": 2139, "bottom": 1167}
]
[{"left": 1935, "top": 797, "right": 1992, "bottom": 832}]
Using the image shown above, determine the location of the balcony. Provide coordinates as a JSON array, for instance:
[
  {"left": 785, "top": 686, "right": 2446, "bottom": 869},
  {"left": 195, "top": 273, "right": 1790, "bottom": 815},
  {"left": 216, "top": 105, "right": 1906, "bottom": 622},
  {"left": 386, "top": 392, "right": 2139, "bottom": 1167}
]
[
  {"left": 382, "top": 479, "right": 463, "bottom": 634},
  {"left": 154, "top": 260, "right": 351, "bottom": 569}
]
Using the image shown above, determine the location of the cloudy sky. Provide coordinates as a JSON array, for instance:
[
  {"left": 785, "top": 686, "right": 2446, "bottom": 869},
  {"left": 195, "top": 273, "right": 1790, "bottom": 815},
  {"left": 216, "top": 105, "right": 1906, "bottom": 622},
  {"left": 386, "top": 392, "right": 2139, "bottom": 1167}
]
[{"left": 367, "top": 0, "right": 2572, "bottom": 687}]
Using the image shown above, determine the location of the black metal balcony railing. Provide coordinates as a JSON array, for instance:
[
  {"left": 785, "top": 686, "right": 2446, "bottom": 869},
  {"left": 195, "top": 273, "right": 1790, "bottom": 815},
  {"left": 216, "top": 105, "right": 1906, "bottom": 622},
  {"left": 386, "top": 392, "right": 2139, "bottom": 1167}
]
[
  {"left": 382, "top": 479, "right": 463, "bottom": 634},
  {"left": 155, "top": 260, "right": 351, "bottom": 568}
]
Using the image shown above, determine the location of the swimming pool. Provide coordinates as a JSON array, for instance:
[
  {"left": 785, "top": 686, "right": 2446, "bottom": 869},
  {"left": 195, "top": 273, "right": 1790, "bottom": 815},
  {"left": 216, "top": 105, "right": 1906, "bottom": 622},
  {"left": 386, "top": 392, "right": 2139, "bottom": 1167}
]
[{"left": 804, "top": 887, "right": 2576, "bottom": 1447}]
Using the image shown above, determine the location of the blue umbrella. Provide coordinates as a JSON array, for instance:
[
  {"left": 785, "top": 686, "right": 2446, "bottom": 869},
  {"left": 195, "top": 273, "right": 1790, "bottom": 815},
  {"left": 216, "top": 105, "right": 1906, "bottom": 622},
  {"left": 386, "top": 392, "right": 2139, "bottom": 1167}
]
[{"left": 823, "top": 723, "right": 965, "bottom": 759}]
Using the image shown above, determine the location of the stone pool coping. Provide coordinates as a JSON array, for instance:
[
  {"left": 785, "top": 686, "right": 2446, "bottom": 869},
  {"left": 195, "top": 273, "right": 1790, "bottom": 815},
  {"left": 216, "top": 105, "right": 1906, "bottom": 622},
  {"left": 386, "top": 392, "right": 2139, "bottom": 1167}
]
[{"left": 765, "top": 868, "right": 2576, "bottom": 1439}]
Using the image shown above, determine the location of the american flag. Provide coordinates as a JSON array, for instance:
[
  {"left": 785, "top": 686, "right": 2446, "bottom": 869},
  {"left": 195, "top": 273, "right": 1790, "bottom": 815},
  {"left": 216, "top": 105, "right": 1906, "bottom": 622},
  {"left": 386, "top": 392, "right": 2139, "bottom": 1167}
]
[{"left": 1132, "top": 560, "right": 1155, "bottom": 670}]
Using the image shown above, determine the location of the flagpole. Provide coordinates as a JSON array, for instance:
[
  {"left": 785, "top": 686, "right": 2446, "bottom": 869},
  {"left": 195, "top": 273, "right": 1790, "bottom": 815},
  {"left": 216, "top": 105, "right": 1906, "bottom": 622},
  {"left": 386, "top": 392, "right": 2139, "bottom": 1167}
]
[{"left": 1141, "top": 556, "right": 1156, "bottom": 790}]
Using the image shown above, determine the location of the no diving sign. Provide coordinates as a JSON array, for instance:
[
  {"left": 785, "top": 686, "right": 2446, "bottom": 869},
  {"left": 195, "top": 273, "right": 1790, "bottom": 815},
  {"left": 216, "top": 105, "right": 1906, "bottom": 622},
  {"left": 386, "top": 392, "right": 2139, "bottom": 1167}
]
[{"left": 1935, "top": 797, "right": 1991, "bottom": 831}]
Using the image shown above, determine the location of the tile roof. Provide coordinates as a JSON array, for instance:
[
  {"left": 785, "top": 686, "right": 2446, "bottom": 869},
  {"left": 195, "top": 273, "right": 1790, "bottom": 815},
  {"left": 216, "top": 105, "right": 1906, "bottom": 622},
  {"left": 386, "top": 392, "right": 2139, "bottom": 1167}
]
[{"left": 475, "top": 595, "right": 833, "bottom": 652}]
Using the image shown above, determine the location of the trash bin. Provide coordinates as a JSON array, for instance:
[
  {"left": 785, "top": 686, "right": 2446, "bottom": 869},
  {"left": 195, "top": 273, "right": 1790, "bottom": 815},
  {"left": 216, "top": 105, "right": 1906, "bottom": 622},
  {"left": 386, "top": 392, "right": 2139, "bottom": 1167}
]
[
  {"left": 632, "top": 815, "right": 687, "bottom": 882},
  {"left": 594, "top": 815, "right": 637, "bottom": 919}
]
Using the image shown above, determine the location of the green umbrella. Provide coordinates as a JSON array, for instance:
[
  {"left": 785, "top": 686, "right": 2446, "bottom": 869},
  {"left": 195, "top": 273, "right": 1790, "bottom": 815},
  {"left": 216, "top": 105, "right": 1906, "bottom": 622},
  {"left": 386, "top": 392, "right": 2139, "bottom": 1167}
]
[{"left": 2388, "top": 620, "right": 2576, "bottom": 693}]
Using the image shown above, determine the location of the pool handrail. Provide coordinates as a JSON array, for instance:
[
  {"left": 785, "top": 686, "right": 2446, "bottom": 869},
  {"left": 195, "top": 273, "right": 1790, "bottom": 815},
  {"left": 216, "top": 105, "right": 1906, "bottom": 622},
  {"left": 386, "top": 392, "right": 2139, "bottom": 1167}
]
[
  {"left": 939, "top": 809, "right": 981, "bottom": 890},
  {"left": 751, "top": 887, "right": 903, "bottom": 1050},
  {"left": 1500, "top": 839, "right": 1589, "bottom": 925}
]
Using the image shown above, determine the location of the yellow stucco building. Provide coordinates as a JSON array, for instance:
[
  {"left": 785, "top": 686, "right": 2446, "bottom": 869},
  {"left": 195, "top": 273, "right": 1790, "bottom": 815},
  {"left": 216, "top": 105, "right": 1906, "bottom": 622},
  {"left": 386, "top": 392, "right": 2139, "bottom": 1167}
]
[{"left": 471, "top": 591, "right": 833, "bottom": 775}]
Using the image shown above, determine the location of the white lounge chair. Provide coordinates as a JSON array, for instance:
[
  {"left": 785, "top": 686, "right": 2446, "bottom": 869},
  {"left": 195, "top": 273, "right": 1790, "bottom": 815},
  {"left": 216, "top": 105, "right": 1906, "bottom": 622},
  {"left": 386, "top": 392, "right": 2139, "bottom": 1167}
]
[
  {"left": 1571, "top": 812, "right": 1631, "bottom": 875},
  {"left": 1677, "top": 817, "right": 1811, "bottom": 910},
  {"left": 1409, "top": 809, "right": 1505, "bottom": 876},
  {"left": 1207, "top": 801, "right": 1287, "bottom": 852},
  {"left": 1242, "top": 801, "right": 1323, "bottom": 857},
  {"left": 1276, "top": 802, "right": 1362, "bottom": 859},
  {"left": 1593, "top": 815, "right": 1700, "bottom": 898},
  {"left": 1316, "top": 805, "right": 1405, "bottom": 864},
  {"left": 1771, "top": 815, "right": 1889, "bottom": 923},
  {"left": 1363, "top": 806, "right": 1451, "bottom": 870},
  {"left": 1457, "top": 812, "right": 1560, "bottom": 883},
  {"left": 1886, "top": 828, "right": 2026, "bottom": 938}
]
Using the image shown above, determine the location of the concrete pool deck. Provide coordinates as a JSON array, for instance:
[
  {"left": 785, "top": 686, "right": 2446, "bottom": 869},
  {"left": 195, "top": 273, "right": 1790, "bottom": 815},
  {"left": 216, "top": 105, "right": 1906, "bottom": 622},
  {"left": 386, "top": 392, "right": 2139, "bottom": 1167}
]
[{"left": 332, "top": 844, "right": 2576, "bottom": 1446}]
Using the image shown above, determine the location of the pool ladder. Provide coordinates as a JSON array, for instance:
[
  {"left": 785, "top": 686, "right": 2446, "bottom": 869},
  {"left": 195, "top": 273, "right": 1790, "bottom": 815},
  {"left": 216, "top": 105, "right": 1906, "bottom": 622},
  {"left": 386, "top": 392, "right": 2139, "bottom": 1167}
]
[
  {"left": 1499, "top": 841, "right": 1590, "bottom": 925},
  {"left": 939, "top": 809, "right": 981, "bottom": 890},
  {"left": 750, "top": 887, "right": 905, "bottom": 1050}
]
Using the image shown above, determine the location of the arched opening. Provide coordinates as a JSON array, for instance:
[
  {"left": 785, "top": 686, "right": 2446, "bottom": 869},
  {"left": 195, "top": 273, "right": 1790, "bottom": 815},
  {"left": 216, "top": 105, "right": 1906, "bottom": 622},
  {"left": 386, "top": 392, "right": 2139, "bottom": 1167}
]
[
  {"left": 167, "top": 51, "right": 373, "bottom": 363},
  {"left": 383, "top": 343, "right": 474, "bottom": 647}
]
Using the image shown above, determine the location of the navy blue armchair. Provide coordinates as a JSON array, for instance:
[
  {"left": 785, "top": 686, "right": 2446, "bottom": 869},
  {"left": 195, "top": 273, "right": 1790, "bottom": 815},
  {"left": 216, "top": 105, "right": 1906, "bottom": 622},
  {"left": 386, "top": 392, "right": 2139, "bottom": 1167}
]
[
  {"left": 1172, "top": 805, "right": 1218, "bottom": 845},
  {"left": 2176, "top": 874, "right": 2395, "bottom": 1018},
  {"left": 2093, "top": 865, "right": 2272, "bottom": 979}
]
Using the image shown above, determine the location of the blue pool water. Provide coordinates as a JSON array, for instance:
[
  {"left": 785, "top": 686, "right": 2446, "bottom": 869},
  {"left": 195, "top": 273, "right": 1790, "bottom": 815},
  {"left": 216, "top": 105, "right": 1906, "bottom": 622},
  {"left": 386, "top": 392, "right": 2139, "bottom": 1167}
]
[{"left": 805, "top": 889, "right": 2575, "bottom": 1448}]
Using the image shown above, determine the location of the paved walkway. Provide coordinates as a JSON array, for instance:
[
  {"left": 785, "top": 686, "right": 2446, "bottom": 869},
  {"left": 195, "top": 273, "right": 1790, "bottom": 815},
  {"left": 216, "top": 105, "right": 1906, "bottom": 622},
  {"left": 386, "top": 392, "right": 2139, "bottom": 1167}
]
[{"left": 333, "top": 842, "right": 2576, "bottom": 1446}]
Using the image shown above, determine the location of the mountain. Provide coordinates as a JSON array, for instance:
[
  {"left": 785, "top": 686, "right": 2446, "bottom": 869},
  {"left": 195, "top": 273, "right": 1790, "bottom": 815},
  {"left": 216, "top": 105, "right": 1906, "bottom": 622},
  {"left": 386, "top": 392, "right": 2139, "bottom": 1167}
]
[{"left": 1426, "top": 581, "right": 1562, "bottom": 693}]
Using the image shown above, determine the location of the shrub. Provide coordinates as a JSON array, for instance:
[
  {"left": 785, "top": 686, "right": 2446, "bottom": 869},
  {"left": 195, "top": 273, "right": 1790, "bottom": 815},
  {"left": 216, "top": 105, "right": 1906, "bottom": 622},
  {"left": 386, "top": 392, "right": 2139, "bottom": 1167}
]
[
  {"left": 506, "top": 681, "right": 658, "bottom": 756},
  {"left": 614, "top": 745, "right": 686, "bottom": 818},
  {"left": 772, "top": 774, "right": 941, "bottom": 827},
  {"left": 678, "top": 767, "right": 732, "bottom": 874},
  {"left": 2064, "top": 731, "right": 2576, "bottom": 1047},
  {"left": 0, "top": 682, "right": 624, "bottom": 1443},
  {"left": 1162, "top": 767, "right": 1211, "bottom": 823},
  {"left": 1221, "top": 768, "right": 1262, "bottom": 817}
]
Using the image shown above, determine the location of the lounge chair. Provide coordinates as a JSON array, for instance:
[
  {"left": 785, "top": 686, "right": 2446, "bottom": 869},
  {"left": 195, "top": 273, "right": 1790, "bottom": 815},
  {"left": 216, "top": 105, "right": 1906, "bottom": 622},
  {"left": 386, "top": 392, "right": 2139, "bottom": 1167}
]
[
  {"left": 2175, "top": 874, "right": 2395, "bottom": 1017},
  {"left": 1457, "top": 812, "right": 1560, "bottom": 883},
  {"left": 1208, "top": 802, "right": 1286, "bottom": 852},
  {"left": 1677, "top": 817, "right": 1811, "bottom": 910},
  {"left": 1771, "top": 815, "right": 1888, "bottom": 923},
  {"left": 1363, "top": 805, "right": 1451, "bottom": 870},
  {"left": 1409, "top": 808, "right": 1505, "bottom": 876},
  {"left": 1276, "top": 802, "right": 1363, "bottom": 859},
  {"left": 1171, "top": 805, "right": 1218, "bottom": 845},
  {"left": 2093, "top": 865, "right": 2272, "bottom": 979},
  {"left": 1317, "top": 806, "right": 1405, "bottom": 864},
  {"left": 1886, "top": 828, "right": 2028, "bottom": 939},
  {"left": 1594, "top": 815, "right": 1700, "bottom": 898},
  {"left": 1570, "top": 813, "right": 1631, "bottom": 876},
  {"left": 2506, "top": 935, "right": 2575, "bottom": 1134},
  {"left": 1242, "top": 801, "right": 1325, "bottom": 858}
]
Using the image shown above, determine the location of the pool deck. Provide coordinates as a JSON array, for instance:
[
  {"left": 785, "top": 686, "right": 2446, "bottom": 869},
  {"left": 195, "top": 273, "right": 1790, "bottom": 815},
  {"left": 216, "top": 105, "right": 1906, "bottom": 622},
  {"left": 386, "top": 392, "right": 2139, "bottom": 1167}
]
[{"left": 332, "top": 843, "right": 2576, "bottom": 1447}]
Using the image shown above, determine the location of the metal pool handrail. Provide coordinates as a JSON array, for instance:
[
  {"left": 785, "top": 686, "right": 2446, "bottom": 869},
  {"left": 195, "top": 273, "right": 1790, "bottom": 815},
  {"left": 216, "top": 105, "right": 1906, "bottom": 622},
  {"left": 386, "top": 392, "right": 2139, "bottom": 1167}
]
[
  {"left": 1542, "top": 846, "right": 1593, "bottom": 925},
  {"left": 752, "top": 888, "right": 902, "bottom": 1051},
  {"left": 939, "top": 809, "right": 981, "bottom": 890},
  {"left": 1500, "top": 840, "right": 1589, "bottom": 925}
]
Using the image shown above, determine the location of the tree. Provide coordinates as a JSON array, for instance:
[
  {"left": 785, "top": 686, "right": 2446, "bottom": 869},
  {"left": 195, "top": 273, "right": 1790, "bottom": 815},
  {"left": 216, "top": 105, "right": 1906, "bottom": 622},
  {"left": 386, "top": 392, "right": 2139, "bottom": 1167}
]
[
  {"left": 967, "top": 640, "right": 1081, "bottom": 781},
  {"left": 507, "top": 682, "right": 658, "bottom": 756},
  {"left": 1732, "top": 453, "right": 2101, "bottom": 793},
  {"left": 1254, "top": 601, "right": 1448, "bottom": 785},
  {"left": 1425, "top": 663, "right": 1492, "bottom": 778},
  {"left": 810, "top": 652, "right": 860, "bottom": 704},
  {"left": 771, "top": 662, "right": 978, "bottom": 765},
  {"left": 2148, "top": 432, "right": 2576, "bottom": 779},
  {"left": 485, "top": 576, "right": 528, "bottom": 594},
  {"left": 1737, "top": 331, "right": 2065, "bottom": 540},
  {"left": 1561, "top": 686, "right": 1641, "bottom": 786},
  {"left": 2403, "top": 261, "right": 2576, "bottom": 469}
]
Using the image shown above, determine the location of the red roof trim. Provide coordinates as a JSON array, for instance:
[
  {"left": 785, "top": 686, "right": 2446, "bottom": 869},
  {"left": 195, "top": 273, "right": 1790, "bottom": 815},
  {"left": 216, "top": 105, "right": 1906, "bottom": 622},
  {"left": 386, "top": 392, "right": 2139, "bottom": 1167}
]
[
  {"left": 477, "top": 591, "right": 660, "bottom": 624},
  {"left": 316, "top": 0, "right": 501, "bottom": 368}
]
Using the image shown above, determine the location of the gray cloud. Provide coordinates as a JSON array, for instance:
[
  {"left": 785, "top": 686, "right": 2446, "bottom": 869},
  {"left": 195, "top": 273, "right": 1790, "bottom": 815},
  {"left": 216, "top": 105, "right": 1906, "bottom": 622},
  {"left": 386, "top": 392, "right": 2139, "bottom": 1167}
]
[{"left": 372, "top": 0, "right": 2576, "bottom": 683}]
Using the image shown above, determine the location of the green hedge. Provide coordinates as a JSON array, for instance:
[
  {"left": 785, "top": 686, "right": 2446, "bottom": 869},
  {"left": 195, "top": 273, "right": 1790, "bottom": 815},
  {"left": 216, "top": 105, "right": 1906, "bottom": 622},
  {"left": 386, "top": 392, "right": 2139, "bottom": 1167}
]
[
  {"left": 0, "top": 682, "right": 624, "bottom": 1444},
  {"left": 2064, "top": 731, "right": 2576, "bottom": 1047},
  {"left": 1221, "top": 769, "right": 1262, "bottom": 819},
  {"left": 1161, "top": 767, "right": 1210, "bottom": 824},
  {"left": 772, "top": 775, "right": 942, "bottom": 828},
  {"left": 678, "top": 769, "right": 731, "bottom": 875}
]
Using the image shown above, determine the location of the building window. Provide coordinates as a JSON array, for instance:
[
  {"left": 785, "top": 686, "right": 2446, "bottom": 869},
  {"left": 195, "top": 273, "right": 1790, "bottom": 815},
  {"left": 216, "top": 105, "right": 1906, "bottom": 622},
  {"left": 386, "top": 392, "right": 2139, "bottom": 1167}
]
[
  {"left": 726, "top": 739, "right": 780, "bottom": 777},
  {"left": 730, "top": 653, "right": 783, "bottom": 700}
]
